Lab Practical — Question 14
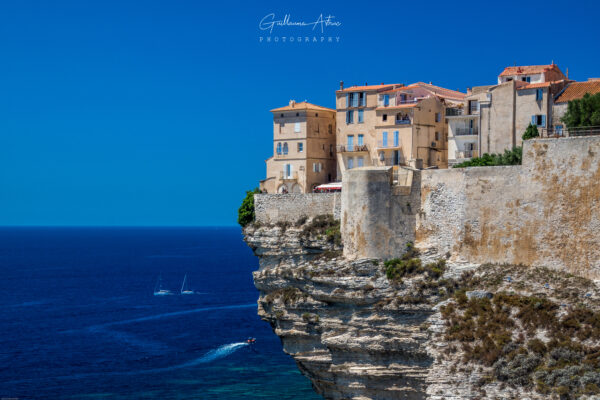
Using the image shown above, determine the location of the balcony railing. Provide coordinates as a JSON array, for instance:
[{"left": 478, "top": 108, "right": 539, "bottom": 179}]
[
  {"left": 446, "top": 108, "right": 464, "bottom": 116},
  {"left": 377, "top": 140, "right": 401, "bottom": 149},
  {"left": 378, "top": 157, "right": 405, "bottom": 166},
  {"left": 454, "top": 127, "right": 478, "bottom": 136},
  {"left": 337, "top": 144, "right": 368, "bottom": 152},
  {"left": 541, "top": 125, "right": 600, "bottom": 138},
  {"left": 279, "top": 171, "right": 298, "bottom": 180},
  {"left": 394, "top": 118, "right": 411, "bottom": 125},
  {"left": 455, "top": 149, "right": 478, "bottom": 159}
]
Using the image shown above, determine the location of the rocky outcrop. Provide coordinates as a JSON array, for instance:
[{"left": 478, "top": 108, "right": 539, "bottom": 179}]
[{"left": 244, "top": 220, "right": 600, "bottom": 399}]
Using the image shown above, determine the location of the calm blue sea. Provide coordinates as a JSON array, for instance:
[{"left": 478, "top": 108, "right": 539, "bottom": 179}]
[{"left": 0, "top": 227, "right": 319, "bottom": 399}]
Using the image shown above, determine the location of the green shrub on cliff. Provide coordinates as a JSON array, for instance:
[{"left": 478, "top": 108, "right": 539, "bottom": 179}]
[
  {"left": 384, "top": 243, "right": 446, "bottom": 283},
  {"left": 237, "top": 188, "right": 260, "bottom": 227},
  {"left": 453, "top": 146, "right": 522, "bottom": 168}
]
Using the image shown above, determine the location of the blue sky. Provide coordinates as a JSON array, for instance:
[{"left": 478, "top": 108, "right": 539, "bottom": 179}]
[{"left": 1, "top": 0, "right": 599, "bottom": 226}]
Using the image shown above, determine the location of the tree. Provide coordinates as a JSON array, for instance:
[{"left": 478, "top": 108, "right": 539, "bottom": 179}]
[
  {"left": 238, "top": 188, "right": 260, "bottom": 227},
  {"left": 453, "top": 147, "right": 522, "bottom": 168},
  {"left": 561, "top": 92, "right": 600, "bottom": 128},
  {"left": 522, "top": 123, "right": 539, "bottom": 140}
]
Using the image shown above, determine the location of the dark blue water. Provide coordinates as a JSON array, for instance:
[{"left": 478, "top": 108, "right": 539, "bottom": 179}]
[{"left": 0, "top": 227, "right": 319, "bottom": 399}]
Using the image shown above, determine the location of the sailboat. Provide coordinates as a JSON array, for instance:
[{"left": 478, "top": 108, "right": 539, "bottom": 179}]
[
  {"left": 180, "top": 274, "right": 194, "bottom": 295},
  {"left": 154, "top": 274, "right": 173, "bottom": 296}
]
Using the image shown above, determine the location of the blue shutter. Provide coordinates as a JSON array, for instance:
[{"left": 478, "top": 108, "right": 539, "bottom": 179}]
[
  {"left": 541, "top": 115, "right": 546, "bottom": 127},
  {"left": 382, "top": 131, "right": 388, "bottom": 147},
  {"left": 362, "top": 92, "right": 366, "bottom": 106},
  {"left": 346, "top": 93, "right": 349, "bottom": 108},
  {"left": 532, "top": 116, "right": 536, "bottom": 126},
  {"left": 394, "top": 131, "right": 399, "bottom": 147}
]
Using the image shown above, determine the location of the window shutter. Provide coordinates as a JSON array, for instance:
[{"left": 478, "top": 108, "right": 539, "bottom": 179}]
[
  {"left": 532, "top": 115, "right": 536, "bottom": 126},
  {"left": 346, "top": 93, "right": 349, "bottom": 108},
  {"left": 541, "top": 115, "right": 546, "bottom": 127}
]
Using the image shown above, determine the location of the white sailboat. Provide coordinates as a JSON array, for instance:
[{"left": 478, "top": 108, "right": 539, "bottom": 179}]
[
  {"left": 154, "top": 274, "right": 173, "bottom": 296},
  {"left": 180, "top": 274, "right": 194, "bottom": 295}
]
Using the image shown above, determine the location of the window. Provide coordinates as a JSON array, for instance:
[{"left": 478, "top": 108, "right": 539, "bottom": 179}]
[
  {"left": 346, "top": 110, "right": 354, "bottom": 124},
  {"left": 347, "top": 135, "right": 354, "bottom": 151},
  {"left": 358, "top": 109, "right": 364, "bottom": 123},
  {"left": 393, "top": 131, "right": 399, "bottom": 147},
  {"left": 347, "top": 157, "right": 354, "bottom": 169},
  {"left": 435, "top": 112, "right": 441, "bottom": 122},
  {"left": 357, "top": 157, "right": 364, "bottom": 167},
  {"left": 469, "top": 100, "right": 479, "bottom": 114},
  {"left": 532, "top": 115, "right": 546, "bottom": 127},
  {"left": 315, "top": 113, "right": 318, "bottom": 117},
  {"left": 522, "top": 76, "right": 531, "bottom": 83},
  {"left": 330, "top": 144, "right": 333, "bottom": 156},
  {"left": 358, "top": 134, "right": 364, "bottom": 146},
  {"left": 284, "top": 164, "right": 292, "bottom": 178},
  {"left": 283, "top": 142, "right": 289, "bottom": 155},
  {"left": 348, "top": 92, "right": 359, "bottom": 107},
  {"left": 382, "top": 114, "right": 387, "bottom": 122},
  {"left": 297, "top": 143, "right": 303, "bottom": 152},
  {"left": 555, "top": 125, "right": 564, "bottom": 136},
  {"left": 435, "top": 132, "right": 440, "bottom": 141},
  {"left": 359, "top": 92, "right": 366, "bottom": 106},
  {"left": 328, "top": 124, "right": 333, "bottom": 134},
  {"left": 279, "top": 122, "right": 284, "bottom": 133},
  {"left": 313, "top": 163, "right": 322, "bottom": 173},
  {"left": 296, "top": 112, "right": 299, "bottom": 116},
  {"left": 382, "top": 131, "right": 388, "bottom": 148},
  {"left": 383, "top": 94, "right": 389, "bottom": 107},
  {"left": 536, "top": 89, "right": 543, "bottom": 101},
  {"left": 280, "top": 113, "right": 284, "bottom": 117},
  {"left": 276, "top": 143, "right": 282, "bottom": 155},
  {"left": 400, "top": 94, "right": 407, "bottom": 103},
  {"left": 294, "top": 122, "right": 301, "bottom": 132}
]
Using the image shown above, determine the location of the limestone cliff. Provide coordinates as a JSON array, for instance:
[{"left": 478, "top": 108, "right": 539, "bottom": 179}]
[{"left": 245, "top": 218, "right": 600, "bottom": 400}]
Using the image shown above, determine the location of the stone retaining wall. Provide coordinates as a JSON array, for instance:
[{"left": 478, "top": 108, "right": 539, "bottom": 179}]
[{"left": 254, "top": 193, "right": 341, "bottom": 224}]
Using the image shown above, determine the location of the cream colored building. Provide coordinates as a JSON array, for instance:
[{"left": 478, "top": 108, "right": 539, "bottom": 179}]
[
  {"left": 260, "top": 101, "right": 336, "bottom": 194},
  {"left": 335, "top": 82, "right": 464, "bottom": 174}
]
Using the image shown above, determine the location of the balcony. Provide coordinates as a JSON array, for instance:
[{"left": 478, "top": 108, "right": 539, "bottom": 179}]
[
  {"left": 377, "top": 140, "right": 401, "bottom": 149},
  {"left": 454, "top": 127, "right": 478, "bottom": 136},
  {"left": 279, "top": 171, "right": 298, "bottom": 180},
  {"left": 378, "top": 157, "right": 405, "bottom": 166},
  {"left": 446, "top": 108, "right": 464, "bottom": 116},
  {"left": 394, "top": 118, "right": 411, "bottom": 125},
  {"left": 336, "top": 144, "right": 369, "bottom": 153},
  {"left": 455, "top": 149, "right": 478, "bottom": 159}
]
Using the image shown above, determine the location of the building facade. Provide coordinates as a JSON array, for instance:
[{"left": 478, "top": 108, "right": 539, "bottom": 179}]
[
  {"left": 335, "top": 82, "right": 464, "bottom": 174},
  {"left": 260, "top": 101, "right": 336, "bottom": 194}
]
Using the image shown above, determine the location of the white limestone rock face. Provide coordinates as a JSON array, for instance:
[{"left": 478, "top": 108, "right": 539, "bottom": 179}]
[{"left": 243, "top": 223, "right": 558, "bottom": 400}]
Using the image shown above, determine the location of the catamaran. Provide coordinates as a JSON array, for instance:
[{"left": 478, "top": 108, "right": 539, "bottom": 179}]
[
  {"left": 154, "top": 274, "right": 173, "bottom": 296},
  {"left": 180, "top": 274, "right": 194, "bottom": 295}
]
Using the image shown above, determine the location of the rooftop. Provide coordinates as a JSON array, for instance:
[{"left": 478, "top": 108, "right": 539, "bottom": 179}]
[
  {"left": 381, "top": 82, "right": 466, "bottom": 101},
  {"left": 499, "top": 64, "right": 562, "bottom": 77},
  {"left": 270, "top": 100, "right": 335, "bottom": 113},
  {"left": 555, "top": 80, "right": 600, "bottom": 103},
  {"left": 337, "top": 83, "right": 401, "bottom": 93}
]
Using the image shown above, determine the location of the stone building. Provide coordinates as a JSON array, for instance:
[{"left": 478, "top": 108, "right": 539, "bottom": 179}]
[
  {"left": 335, "top": 82, "right": 464, "bottom": 174},
  {"left": 461, "top": 64, "right": 570, "bottom": 155},
  {"left": 260, "top": 101, "right": 336, "bottom": 194}
]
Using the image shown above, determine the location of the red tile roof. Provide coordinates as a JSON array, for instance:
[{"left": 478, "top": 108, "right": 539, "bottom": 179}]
[
  {"left": 337, "top": 84, "right": 401, "bottom": 93},
  {"left": 555, "top": 81, "right": 600, "bottom": 103},
  {"left": 270, "top": 101, "right": 335, "bottom": 113},
  {"left": 381, "top": 82, "right": 465, "bottom": 101},
  {"left": 499, "top": 64, "right": 563, "bottom": 77},
  {"left": 517, "top": 82, "right": 552, "bottom": 90}
]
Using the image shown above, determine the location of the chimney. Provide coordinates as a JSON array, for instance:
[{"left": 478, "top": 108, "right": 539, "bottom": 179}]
[
  {"left": 566, "top": 68, "right": 569, "bottom": 79},
  {"left": 339, "top": 81, "right": 344, "bottom": 90},
  {"left": 467, "top": 87, "right": 472, "bottom": 95},
  {"left": 289, "top": 100, "right": 296, "bottom": 108}
]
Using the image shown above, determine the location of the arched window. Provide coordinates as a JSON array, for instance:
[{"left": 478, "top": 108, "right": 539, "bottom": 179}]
[
  {"left": 276, "top": 143, "right": 282, "bottom": 155},
  {"left": 283, "top": 142, "right": 288, "bottom": 155}
]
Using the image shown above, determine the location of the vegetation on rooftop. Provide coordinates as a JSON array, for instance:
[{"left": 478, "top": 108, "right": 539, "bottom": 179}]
[
  {"left": 522, "top": 123, "right": 540, "bottom": 140},
  {"left": 453, "top": 146, "right": 522, "bottom": 168},
  {"left": 562, "top": 92, "right": 600, "bottom": 128}
]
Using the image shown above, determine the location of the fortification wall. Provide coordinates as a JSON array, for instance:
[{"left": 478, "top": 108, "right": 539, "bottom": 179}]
[
  {"left": 254, "top": 193, "right": 341, "bottom": 224},
  {"left": 418, "top": 137, "right": 600, "bottom": 278},
  {"left": 341, "top": 167, "right": 420, "bottom": 260}
]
